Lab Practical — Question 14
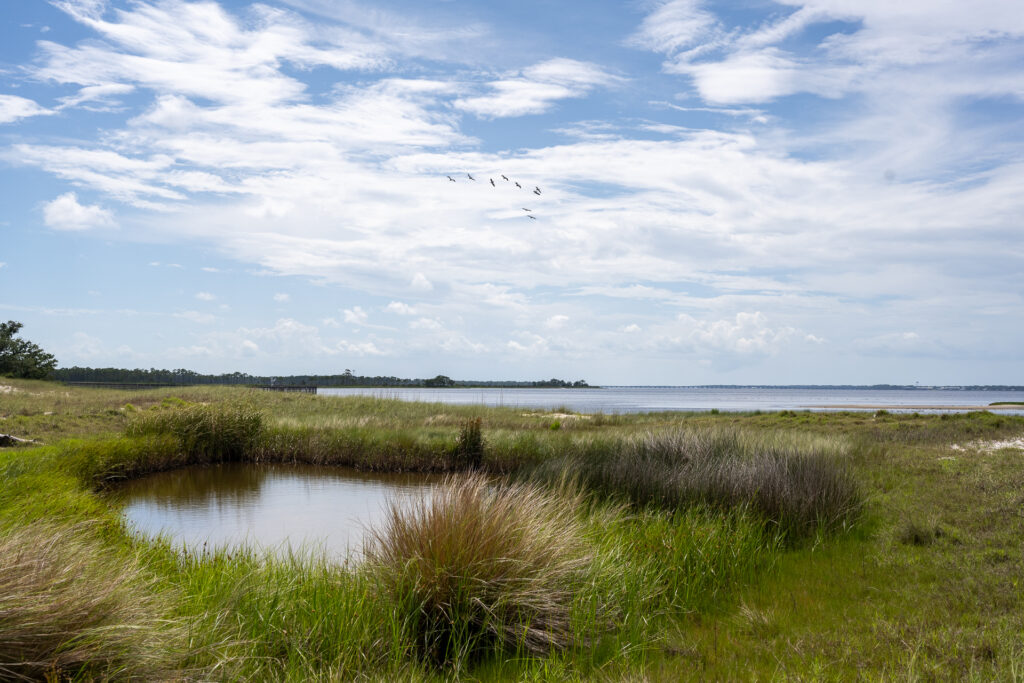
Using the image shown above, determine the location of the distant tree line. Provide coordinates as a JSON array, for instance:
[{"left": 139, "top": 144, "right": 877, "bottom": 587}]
[{"left": 52, "top": 366, "right": 590, "bottom": 389}]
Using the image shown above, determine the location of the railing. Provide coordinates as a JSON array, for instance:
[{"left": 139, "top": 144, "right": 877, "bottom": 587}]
[
  {"left": 253, "top": 385, "right": 318, "bottom": 394},
  {"left": 62, "top": 382, "right": 317, "bottom": 394}
]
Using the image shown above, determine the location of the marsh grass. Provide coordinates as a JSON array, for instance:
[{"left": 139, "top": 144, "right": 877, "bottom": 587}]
[
  {"left": 532, "top": 428, "right": 861, "bottom": 541},
  {"left": 366, "top": 474, "right": 595, "bottom": 669},
  {"left": 7, "top": 381, "right": 1021, "bottom": 679},
  {"left": 127, "top": 401, "right": 264, "bottom": 459},
  {"left": 0, "top": 523, "right": 185, "bottom": 680}
]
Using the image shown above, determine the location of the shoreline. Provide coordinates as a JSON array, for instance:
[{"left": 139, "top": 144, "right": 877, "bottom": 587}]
[{"left": 806, "top": 404, "right": 1024, "bottom": 411}]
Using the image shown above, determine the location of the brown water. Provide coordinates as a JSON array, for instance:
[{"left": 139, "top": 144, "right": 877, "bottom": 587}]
[{"left": 113, "top": 463, "right": 442, "bottom": 561}]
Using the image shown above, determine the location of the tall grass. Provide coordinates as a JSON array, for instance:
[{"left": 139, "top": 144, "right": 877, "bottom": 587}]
[
  {"left": 365, "top": 474, "right": 595, "bottom": 669},
  {"left": 0, "top": 523, "right": 185, "bottom": 680},
  {"left": 126, "top": 401, "right": 264, "bottom": 459},
  {"left": 534, "top": 428, "right": 861, "bottom": 540}
]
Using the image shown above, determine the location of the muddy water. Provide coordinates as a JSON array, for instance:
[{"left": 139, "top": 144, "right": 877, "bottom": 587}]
[{"left": 114, "top": 463, "right": 442, "bottom": 561}]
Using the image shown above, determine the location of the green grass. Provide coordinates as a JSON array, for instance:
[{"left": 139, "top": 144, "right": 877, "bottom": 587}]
[{"left": 2, "top": 378, "right": 1024, "bottom": 679}]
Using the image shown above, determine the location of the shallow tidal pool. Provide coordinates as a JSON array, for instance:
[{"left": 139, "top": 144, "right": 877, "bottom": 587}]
[{"left": 113, "top": 463, "right": 442, "bottom": 560}]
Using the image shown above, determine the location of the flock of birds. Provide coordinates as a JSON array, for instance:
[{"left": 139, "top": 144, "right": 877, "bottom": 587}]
[{"left": 445, "top": 173, "right": 542, "bottom": 219}]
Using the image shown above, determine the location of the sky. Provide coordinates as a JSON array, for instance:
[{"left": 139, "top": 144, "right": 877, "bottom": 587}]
[{"left": 1, "top": 0, "right": 1022, "bottom": 385}]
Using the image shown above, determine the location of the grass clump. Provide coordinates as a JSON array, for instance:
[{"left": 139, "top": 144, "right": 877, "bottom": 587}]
[
  {"left": 540, "top": 428, "right": 861, "bottom": 541},
  {"left": 0, "top": 523, "right": 184, "bottom": 680},
  {"left": 451, "top": 417, "right": 484, "bottom": 469},
  {"left": 366, "top": 474, "right": 594, "bottom": 669},
  {"left": 127, "top": 402, "right": 264, "bottom": 461}
]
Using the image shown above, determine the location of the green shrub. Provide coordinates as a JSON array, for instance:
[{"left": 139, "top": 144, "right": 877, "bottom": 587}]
[{"left": 451, "top": 417, "right": 484, "bottom": 469}]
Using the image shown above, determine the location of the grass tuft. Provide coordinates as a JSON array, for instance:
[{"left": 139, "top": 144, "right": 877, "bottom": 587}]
[
  {"left": 126, "top": 402, "right": 264, "bottom": 460},
  {"left": 536, "top": 428, "right": 862, "bottom": 541},
  {"left": 366, "top": 474, "right": 594, "bottom": 669},
  {"left": 0, "top": 523, "right": 184, "bottom": 680}
]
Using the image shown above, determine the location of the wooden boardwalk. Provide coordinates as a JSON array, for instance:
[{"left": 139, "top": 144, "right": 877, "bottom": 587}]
[{"left": 63, "top": 382, "right": 317, "bottom": 394}]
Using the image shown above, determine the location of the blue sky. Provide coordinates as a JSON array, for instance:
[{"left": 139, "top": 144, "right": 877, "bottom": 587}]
[{"left": 1, "top": 0, "right": 1022, "bottom": 384}]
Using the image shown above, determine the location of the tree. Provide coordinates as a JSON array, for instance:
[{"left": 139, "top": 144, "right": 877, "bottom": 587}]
[{"left": 0, "top": 321, "right": 57, "bottom": 379}]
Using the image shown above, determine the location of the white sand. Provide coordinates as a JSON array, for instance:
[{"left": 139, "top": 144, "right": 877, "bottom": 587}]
[{"left": 950, "top": 437, "right": 1024, "bottom": 453}]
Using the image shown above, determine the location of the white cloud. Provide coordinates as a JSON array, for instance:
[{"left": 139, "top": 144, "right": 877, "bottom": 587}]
[
  {"left": 42, "top": 192, "right": 115, "bottom": 230},
  {"left": 410, "top": 273, "right": 433, "bottom": 291},
  {"left": 343, "top": 306, "right": 368, "bottom": 324},
  {"left": 410, "top": 317, "right": 442, "bottom": 330},
  {"left": 455, "top": 58, "right": 620, "bottom": 118},
  {"left": 545, "top": 315, "right": 569, "bottom": 329},
  {"left": 0, "top": 95, "right": 53, "bottom": 124},
  {"left": 385, "top": 301, "right": 415, "bottom": 315},
  {"left": 273, "top": 293, "right": 290, "bottom": 302},
  {"left": 336, "top": 339, "right": 385, "bottom": 355},
  {"left": 626, "top": 0, "right": 719, "bottom": 56},
  {"left": 507, "top": 332, "right": 549, "bottom": 355},
  {"left": 621, "top": 323, "right": 641, "bottom": 333},
  {"left": 195, "top": 291, "right": 215, "bottom": 301},
  {"left": 57, "top": 82, "right": 135, "bottom": 110}
]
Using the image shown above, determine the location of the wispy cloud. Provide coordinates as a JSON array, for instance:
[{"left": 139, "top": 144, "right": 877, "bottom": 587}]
[
  {"left": 0, "top": 95, "right": 53, "bottom": 124},
  {"left": 455, "top": 59, "right": 621, "bottom": 118}
]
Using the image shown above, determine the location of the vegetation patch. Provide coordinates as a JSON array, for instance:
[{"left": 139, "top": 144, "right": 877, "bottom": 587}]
[
  {"left": 0, "top": 523, "right": 185, "bottom": 681},
  {"left": 366, "top": 474, "right": 594, "bottom": 669},
  {"left": 2, "top": 379, "right": 1023, "bottom": 679}
]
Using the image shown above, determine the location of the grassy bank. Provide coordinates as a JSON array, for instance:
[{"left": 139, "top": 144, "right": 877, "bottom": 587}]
[{"left": 2, "top": 379, "right": 1023, "bottom": 679}]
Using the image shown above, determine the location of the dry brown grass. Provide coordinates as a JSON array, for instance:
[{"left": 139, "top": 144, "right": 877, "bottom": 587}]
[{"left": 0, "top": 523, "right": 184, "bottom": 680}]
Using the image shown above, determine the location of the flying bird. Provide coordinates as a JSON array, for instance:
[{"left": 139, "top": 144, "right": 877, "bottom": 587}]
[
  {"left": 446, "top": 175, "right": 455, "bottom": 182},
  {"left": 527, "top": 215, "right": 537, "bottom": 220},
  {"left": 533, "top": 189, "right": 541, "bottom": 195},
  {"left": 522, "top": 208, "right": 532, "bottom": 212},
  {"left": 490, "top": 178, "right": 495, "bottom": 186},
  {"left": 534, "top": 186, "right": 541, "bottom": 194},
  {"left": 501, "top": 174, "right": 509, "bottom": 181},
  {"left": 515, "top": 182, "right": 522, "bottom": 189},
  {"left": 467, "top": 173, "right": 476, "bottom": 180}
]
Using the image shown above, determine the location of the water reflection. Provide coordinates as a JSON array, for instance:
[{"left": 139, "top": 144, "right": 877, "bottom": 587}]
[{"left": 113, "top": 463, "right": 441, "bottom": 560}]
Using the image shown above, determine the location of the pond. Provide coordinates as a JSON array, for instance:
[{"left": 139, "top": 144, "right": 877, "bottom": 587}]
[{"left": 113, "top": 463, "right": 442, "bottom": 561}]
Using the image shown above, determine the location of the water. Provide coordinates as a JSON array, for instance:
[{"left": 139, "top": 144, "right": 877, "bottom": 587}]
[
  {"left": 319, "top": 386, "right": 1024, "bottom": 415},
  {"left": 114, "top": 463, "right": 441, "bottom": 561}
]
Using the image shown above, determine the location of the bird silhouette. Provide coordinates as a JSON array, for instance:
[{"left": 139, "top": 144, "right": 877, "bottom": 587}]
[
  {"left": 490, "top": 178, "right": 495, "bottom": 186},
  {"left": 515, "top": 182, "right": 522, "bottom": 189},
  {"left": 527, "top": 215, "right": 537, "bottom": 220},
  {"left": 501, "top": 174, "right": 509, "bottom": 181},
  {"left": 534, "top": 186, "right": 541, "bottom": 194},
  {"left": 446, "top": 175, "right": 455, "bottom": 182},
  {"left": 522, "top": 208, "right": 532, "bottom": 212},
  {"left": 533, "top": 189, "right": 541, "bottom": 195},
  {"left": 467, "top": 173, "right": 476, "bottom": 181}
]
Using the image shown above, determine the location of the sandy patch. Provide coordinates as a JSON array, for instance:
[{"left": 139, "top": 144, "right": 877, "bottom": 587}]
[
  {"left": 810, "top": 404, "right": 1023, "bottom": 411},
  {"left": 950, "top": 437, "right": 1024, "bottom": 453},
  {"left": 522, "top": 412, "right": 591, "bottom": 420},
  {"left": 0, "top": 385, "right": 19, "bottom": 394}
]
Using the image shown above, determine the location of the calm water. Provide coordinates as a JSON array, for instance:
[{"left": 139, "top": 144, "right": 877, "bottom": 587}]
[
  {"left": 320, "top": 386, "right": 1024, "bottom": 415},
  {"left": 115, "top": 464, "right": 441, "bottom": 560}
]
